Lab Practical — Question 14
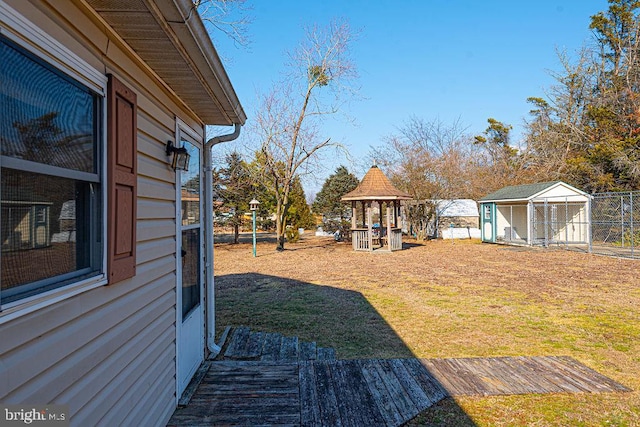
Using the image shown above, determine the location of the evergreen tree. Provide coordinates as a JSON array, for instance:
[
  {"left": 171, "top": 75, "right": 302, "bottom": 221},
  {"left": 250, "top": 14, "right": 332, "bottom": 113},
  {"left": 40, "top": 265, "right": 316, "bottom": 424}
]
[
  {"left": 525, "top": 0, "right": 640, "bottom": 191},
  {"left": 286, "top": 177, "right": 315, "bottom": 230},
  {"left": 312, "top": 165, "right": 359, "bottom": 232},
  {"left": 215, "top": 152, "right": 253, "bottom": 243}
]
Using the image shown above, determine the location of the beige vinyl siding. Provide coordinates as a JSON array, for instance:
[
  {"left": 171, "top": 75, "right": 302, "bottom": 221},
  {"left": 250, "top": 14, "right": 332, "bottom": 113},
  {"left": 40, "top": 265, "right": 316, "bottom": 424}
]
[
  {"left": 0, "top": 258, "right": 176, "bottom": 414},
  {"left": 138, "top": 199, "right": 177, "bottom": 221},
  {"left": 0, "top": 1, "right": 209, "bottom": 425}
]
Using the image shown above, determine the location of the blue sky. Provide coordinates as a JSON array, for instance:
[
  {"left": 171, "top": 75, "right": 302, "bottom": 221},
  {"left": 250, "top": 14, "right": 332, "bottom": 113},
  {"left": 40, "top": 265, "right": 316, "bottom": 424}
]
[{"left": 211, "top": 0, "right": 609, "bottom": 196}]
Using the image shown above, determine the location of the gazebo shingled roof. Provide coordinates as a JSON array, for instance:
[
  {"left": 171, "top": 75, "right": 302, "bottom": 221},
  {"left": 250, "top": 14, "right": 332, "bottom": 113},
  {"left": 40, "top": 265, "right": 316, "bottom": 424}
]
[{"left": 341, "top": 165, "right": 412, "bottom": 201}]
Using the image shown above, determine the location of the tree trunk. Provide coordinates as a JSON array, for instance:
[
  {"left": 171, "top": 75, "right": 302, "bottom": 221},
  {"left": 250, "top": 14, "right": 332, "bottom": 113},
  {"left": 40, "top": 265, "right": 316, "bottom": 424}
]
[
  {"left": 274, "top": 185, "right": 293, "bottom": 251},
  {"left": 275, "top": 200, "right": 285, "bottom": 251},
  {"left": 233, "top": 223, "right": 240, "bottom": 244}
]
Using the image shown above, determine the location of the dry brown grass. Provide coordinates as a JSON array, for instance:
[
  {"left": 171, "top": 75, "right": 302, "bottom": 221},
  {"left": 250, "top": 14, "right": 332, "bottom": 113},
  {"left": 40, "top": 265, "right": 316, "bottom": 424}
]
[{"left": 213, "top": 233, "right": 640, "bottom": 426}]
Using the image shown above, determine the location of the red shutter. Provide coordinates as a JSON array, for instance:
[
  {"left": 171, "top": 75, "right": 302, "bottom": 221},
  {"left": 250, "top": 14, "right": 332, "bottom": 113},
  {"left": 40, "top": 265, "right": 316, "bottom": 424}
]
[{"left": 107, "top": 74, "right": 137, "bottom": 284}]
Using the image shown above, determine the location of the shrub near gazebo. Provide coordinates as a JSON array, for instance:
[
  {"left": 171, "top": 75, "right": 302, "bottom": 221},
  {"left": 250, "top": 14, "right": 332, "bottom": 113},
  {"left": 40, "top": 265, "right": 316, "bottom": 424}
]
[{"left": 341, "top": 165, "right": 412, "bottom": 251}]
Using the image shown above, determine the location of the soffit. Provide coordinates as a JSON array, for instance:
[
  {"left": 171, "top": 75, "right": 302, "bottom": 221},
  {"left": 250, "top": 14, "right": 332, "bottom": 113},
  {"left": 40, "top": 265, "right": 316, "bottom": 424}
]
[{"left": 85, "top": 0, "right": 246, "bottom": 126}]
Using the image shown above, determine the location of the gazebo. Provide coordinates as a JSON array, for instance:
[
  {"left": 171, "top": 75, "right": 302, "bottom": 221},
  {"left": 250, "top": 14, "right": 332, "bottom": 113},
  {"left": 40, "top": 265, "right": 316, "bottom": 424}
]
[{"left": 341, "top": 165, "right": 412, "bottom": 251}]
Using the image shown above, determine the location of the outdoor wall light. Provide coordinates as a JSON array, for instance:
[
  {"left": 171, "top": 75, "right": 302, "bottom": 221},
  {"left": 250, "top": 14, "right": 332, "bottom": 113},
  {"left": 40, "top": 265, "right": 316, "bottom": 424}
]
[{"left": 166, "top": 140, "right": 190, "bottom": 171}]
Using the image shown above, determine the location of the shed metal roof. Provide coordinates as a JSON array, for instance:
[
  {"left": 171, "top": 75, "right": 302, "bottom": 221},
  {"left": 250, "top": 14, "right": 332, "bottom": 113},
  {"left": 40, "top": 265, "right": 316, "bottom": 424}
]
[
  {"left": 480, "top": 181, "right": 589, "bottom": 202},
  {"left": 480, "top": 181, "right": 561, "bottom": 202},
  {"left": 436, "top": 199, "right": 479, "bottom": 217}
]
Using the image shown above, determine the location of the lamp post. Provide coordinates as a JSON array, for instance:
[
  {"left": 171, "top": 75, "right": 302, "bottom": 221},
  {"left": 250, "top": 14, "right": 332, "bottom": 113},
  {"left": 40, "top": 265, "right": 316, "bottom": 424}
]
[{"left": 249, "top": 199, "right": 260, "bottom": 257}]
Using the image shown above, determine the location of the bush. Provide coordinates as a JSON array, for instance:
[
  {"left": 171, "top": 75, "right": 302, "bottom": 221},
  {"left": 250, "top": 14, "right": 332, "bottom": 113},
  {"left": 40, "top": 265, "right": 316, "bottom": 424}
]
[
  {"left": 259, "top": 218, "right": 275, "bottom": 231},
  {"left": 615, "top": 229, "right": 640, "bottom": 247},
  {"left": 285, "top": 226, "right": 300, "bottom": 243}
]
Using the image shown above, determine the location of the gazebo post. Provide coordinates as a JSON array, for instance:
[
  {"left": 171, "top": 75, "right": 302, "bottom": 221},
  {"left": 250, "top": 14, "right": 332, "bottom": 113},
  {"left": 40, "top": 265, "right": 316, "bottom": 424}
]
[
  {"left": 367, "top": 206, "right": 373, "bottom": 251},
  {"left": 392, "top": 201, "right": 397, "bottom": 226},
  {"left": 351, "top": 201, "right": 357, "bottom": 229},
  {"left": 377, "top": 200, "right": 382, "bottom": 247},
  {"left": 361, "top": 202, "right": 366, "bottom": 227},
  {"left": 386, "top": 204, "right": 392, "bottom": 251}
]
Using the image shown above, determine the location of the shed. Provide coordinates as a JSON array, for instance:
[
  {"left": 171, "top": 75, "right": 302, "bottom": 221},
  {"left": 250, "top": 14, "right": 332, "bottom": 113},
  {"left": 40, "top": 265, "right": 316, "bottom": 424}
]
[
  {"left": 341, "top": 165, "right": 412, "bottom": 251},
  {"left": 435, "top": 199, "right": 481, "bottom": 239},
  {"left": 479, "top": 181, "right": 591, "bottom": 247}
]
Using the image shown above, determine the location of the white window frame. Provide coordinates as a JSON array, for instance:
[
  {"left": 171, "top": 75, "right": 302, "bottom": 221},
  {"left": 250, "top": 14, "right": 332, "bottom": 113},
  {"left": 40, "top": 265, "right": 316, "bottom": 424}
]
[{"left": 0, "top": 3, "right": 108, "bottom": 324}]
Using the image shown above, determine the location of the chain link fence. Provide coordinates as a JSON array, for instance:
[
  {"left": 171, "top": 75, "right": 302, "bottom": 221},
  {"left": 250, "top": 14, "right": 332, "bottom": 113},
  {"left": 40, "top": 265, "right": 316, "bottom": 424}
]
[
  {"left": 590, "top": 191, "right": 639, "bottom": 259},
  {"left": 483, "top": 191, "right": 639, "bottom": 259},
  {"left": 530, "top": 199, "right": 590, "bottom": 248}
]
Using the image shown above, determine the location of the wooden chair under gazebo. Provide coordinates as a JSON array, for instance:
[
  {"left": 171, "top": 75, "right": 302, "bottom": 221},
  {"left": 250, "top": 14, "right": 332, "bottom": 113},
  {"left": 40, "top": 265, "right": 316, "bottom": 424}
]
[{"left": 341, "top": 165, "right": 412, "bottom": 252}]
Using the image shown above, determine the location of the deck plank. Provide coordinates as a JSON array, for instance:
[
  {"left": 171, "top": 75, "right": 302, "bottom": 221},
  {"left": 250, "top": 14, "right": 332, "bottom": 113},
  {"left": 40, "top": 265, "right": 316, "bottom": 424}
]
[
  {"left": 223, "top": 326, "right": 250, "bottom": 359},
  {"left": 170, "top": 361, "right": 299, "bottom": 426},
  {"left": 462, "top": 357, "right": 514, "bottom": 395},
  {"left": 486, "top": 357, "right": 539, "bottom": 394},
  {"left": 387, "top": 358, "right": 433, "bottom": 410},
  {"left": 530, "top": 356, "right": 590, "bottom": 393},
  {"left": 260, "top": 332, "right": 283, "bottom": 361},
  {"left": 421, "top": 358, "right": 470, "bottom": 395},
  {"left": 536, "top": 356, "right": 601, "bottom": 392},
  {"left": 374, "top": 359, "right": 419, "bottom": 421},
  {"left": 244, "top": 331, "right": 266, "bottom": 358},
  {"left": 202, "top": 362, "right": 299, "bottom": 395},
  {"left": 554, "top": 356, "right": 631, "bottom": 392},
  {"left": 516, "top": 356, "right": 567, "bottom": 393},
  {"left": 299, "top": 361, "right": 322, "bottom": 426},
  {"left": 360, "top": 359, "right": 404, "bottom": 427},
  {"left": 180, "top": 397, "right": 300, "bottom": 426},
  {"left": 279, "top": 336, "right": 300, "bottom": 362},
  {"left": 402, "top": 358, "right": 449, "bottom": 404},
  {"left": 317, "top": 347, "right": 337, "bottom": 360},
  {"left": 299, "top": 340, "right": 317, "bottom": 361},
  {"left": 313, "top": 360, "right": 343, "bottom": 427},
  {"left": 539, "top": 356, "right": 626, "bottom": 393},
  {"left": 329, "top": 360, "right": 386, "bottom": 427},
  {"left": 445, "top": 358, "right": 496, "bottom": 395}
]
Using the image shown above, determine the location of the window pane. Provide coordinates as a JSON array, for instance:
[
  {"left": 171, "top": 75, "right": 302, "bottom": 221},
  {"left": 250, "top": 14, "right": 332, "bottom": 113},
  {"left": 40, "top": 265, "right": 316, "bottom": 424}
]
[
  {"left": 181, "top": 228, "right": 200, "bottom": 319},
  {"left": 1, "top": 168, "right": 101, "bottom": 302},
  {"left": 181, "top": 141, "right": 200, "bottom": 226},
  {"left": 0, "top": 37, "right": 98, "bottom": 173}
]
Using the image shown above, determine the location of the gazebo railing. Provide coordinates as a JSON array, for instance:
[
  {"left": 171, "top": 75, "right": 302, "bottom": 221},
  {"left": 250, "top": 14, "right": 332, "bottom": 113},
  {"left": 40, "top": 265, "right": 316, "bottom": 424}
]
[
  {"left": 388, "top": 229, "right": 402, "bottom": 250},
  {"left": 352, "top": 228, "right": 403, "bottom": 251},
  {"left": 352, "top": 229, "right": 370, "bottom": 251}
]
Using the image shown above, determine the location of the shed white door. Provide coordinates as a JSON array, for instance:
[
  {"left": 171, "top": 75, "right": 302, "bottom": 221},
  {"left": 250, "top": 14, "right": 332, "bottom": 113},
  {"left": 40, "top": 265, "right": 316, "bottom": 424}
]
[{"left": 176, "top": 137, "right": 204, "bottom": 397}]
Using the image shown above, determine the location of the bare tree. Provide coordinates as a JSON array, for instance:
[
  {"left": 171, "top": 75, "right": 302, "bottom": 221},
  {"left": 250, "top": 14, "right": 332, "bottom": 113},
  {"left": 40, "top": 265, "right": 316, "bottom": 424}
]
[
  {"left": 194, "top": 0, "right": 253, "bottom": 48},
  {"left": 373, "top": 117, "right": 481, "bottom": 240},
  {"left": 523, "top": 48, "right": 594, "bottom": 182},
  {"left": 252, "top": 19, "right": 359, "bottom": 250}
]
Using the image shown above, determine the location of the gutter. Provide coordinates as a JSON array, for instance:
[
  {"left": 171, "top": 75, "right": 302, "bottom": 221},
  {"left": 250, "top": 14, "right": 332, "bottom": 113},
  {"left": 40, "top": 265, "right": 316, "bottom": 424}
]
[{"left": 204, "top": 124, "right": 242, "bottom": 356}]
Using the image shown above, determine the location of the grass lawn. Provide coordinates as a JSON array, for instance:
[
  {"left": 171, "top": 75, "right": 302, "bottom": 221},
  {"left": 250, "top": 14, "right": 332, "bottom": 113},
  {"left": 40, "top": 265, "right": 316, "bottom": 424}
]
[{"left": 213, "top": 233, "right": 639, "bottom": 426}]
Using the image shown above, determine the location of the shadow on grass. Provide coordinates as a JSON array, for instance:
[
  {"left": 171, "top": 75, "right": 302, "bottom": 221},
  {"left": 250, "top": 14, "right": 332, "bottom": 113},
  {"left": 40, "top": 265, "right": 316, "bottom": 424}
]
[
  {"left": 215, "top": 272, "right": 477, "bottom": 426},
  {"left": 402, "top": 241, "right": 427, "bottom": 250}
]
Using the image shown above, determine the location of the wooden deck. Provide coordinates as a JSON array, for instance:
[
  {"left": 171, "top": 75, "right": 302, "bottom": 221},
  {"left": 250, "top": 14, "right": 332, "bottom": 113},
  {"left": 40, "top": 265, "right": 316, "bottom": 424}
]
[
  {"left": 221, "top": 326, "right": 337, "bottom": 362},
  {"left": 169, "top": 329, "right": 631, "bottom": 426}
]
